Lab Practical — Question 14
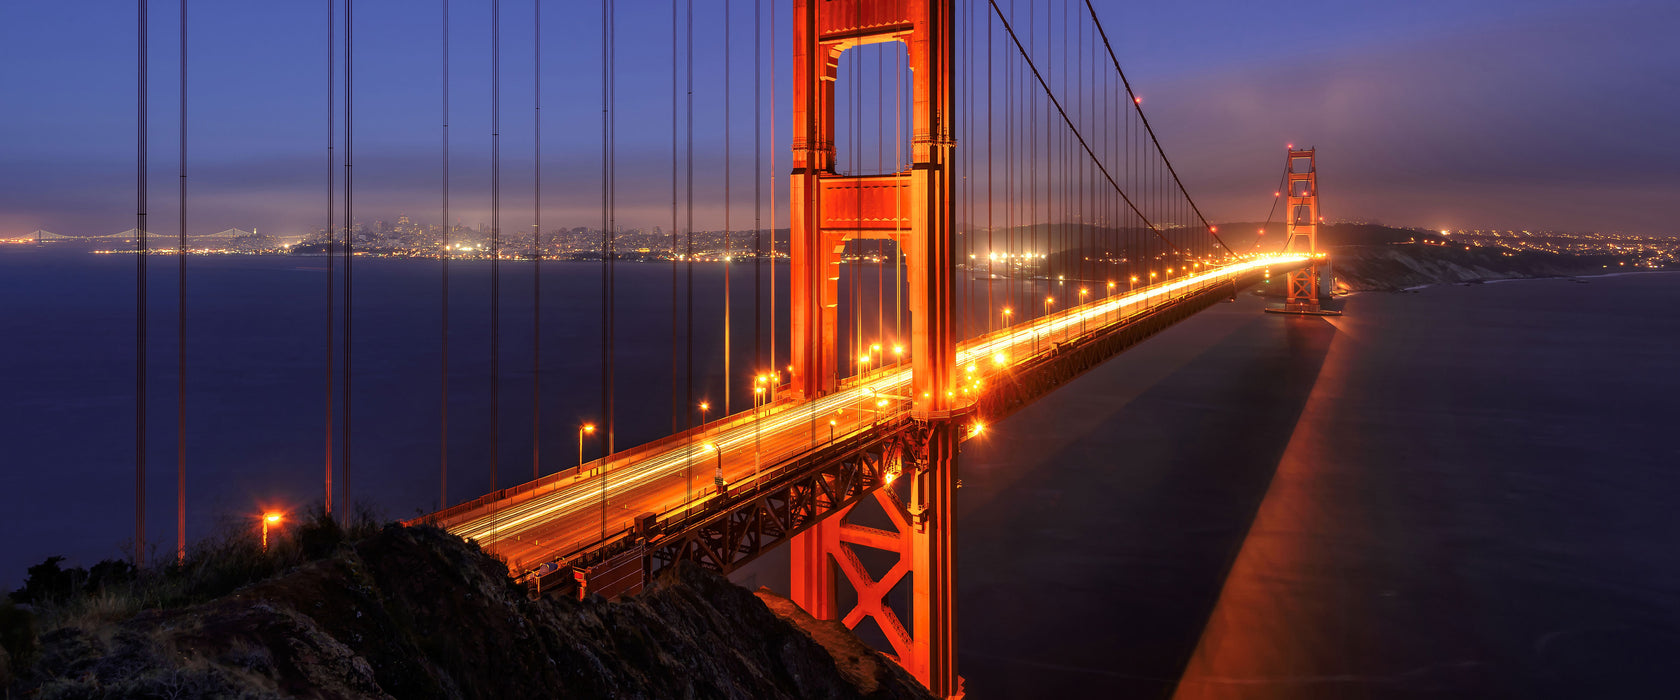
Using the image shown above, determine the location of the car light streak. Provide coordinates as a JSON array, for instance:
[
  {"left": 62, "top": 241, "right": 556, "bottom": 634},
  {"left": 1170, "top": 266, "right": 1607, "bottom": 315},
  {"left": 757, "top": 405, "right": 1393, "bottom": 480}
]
[{"left": 450, "top": 255, "right": 1304, "bottom": 546}]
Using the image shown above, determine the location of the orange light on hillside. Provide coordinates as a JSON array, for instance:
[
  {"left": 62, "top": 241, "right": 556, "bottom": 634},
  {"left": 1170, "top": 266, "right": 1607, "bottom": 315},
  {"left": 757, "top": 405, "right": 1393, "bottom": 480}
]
[{"left": 261, "top": 511, "right": 284, "bottom": 551}]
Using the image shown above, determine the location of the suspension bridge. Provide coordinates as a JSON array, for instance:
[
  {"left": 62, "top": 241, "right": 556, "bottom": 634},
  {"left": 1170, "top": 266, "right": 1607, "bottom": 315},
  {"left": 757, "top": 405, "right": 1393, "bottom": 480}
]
[{"left": 115, "top": 0, "right": 1330, "bottom": 696}]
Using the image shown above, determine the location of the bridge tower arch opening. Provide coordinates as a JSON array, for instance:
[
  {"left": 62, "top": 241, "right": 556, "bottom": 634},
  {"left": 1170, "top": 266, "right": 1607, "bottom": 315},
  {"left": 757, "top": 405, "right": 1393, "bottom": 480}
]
[{"left": 788, "top": 0, "right": 963, "bottom": 696}]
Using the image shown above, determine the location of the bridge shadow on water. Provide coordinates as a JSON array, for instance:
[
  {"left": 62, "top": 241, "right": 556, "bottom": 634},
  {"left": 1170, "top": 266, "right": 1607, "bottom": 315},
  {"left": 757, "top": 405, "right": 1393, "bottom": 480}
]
[
  {"left": 733, "top": 292, "right": 1339, "bottom": 698},
  {"left": 951, "top": 293, "right": 1338, "bottom": 698}
]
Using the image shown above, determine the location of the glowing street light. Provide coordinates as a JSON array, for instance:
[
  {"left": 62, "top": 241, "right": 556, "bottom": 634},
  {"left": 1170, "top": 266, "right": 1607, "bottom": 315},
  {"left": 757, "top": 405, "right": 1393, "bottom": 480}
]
[
  {"left": 705, "top": 442, "right": 725, "bottom": 492},
  {"left": 261, "top": 512, "right": 283, "bottom": 551},
  {"left": 577, "top": 423, "right": 596, "bottom": 475},
  {"left": 1079, "top": 288, "right": 1090, "bottom": 334},
  {"left": 689, "top": 401, "right": 711, "bottom": 502},
  {"left": 1002, "top": 307, "right": 1013, "bottom": 330}
]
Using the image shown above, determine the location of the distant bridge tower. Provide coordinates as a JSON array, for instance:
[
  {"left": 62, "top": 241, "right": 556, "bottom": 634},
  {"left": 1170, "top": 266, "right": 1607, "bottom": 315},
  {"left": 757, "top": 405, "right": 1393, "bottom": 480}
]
[
  {"left": 1280, "top": 147, "right": 1325, "bottom": 313},
  {"left": 787, "top": 0, "right": 963, "bottom": 696}
]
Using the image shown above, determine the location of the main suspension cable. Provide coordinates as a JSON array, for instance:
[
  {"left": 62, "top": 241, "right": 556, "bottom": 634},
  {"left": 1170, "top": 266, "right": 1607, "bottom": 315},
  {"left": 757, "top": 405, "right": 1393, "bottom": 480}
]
[
  {"left": 987, "top": 0, "right": 1186, "bottom": 258},
  {"left": 1082, "top": 0, "right": 1232, "bottom": 256}
]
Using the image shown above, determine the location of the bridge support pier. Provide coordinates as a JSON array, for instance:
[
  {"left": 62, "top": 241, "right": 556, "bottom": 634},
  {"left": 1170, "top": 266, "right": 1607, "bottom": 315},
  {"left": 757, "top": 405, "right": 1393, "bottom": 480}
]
[{"left": 790, "top": 417, "right": 962, "bottom": 698}]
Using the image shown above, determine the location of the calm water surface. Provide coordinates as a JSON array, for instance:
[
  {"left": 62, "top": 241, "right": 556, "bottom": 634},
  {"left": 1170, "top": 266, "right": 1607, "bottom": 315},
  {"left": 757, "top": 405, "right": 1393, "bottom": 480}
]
[
  {"left": 3, "top": 247, "right": 1676, "bottom": 697},
  {"left": 944, "top": 273, "right": 1680, "bottom": 698}
]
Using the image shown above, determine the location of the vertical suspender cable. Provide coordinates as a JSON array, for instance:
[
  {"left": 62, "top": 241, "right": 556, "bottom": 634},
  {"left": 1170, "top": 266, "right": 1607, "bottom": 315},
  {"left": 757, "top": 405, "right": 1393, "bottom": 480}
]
[
  {"left": 490, "top": 0, "right": 501, "bottom": 504},
  {"left": 176, "top": 0, "right": 187, "bottom": 562},
  {"left": 136, "top": 0, "right": 149, "bottom": 568},
  {"left": 601, "top": 0, "right": 617, "bottom": 534},
  {"left": 324, "top": 0, "right": 335, "bottom": 520},
  {"left": 723, "top": 0, "right": 732, "bottom": 414},
  {"left": 768, "top": 0, "right": 776, "bottom": 390},
  {"left": 1084, "top": 0, "right": 1231, "bottom": 255},
  {"left": 893, "top": 40, "right": 902, "bottom": 345},
  {"left": 342, "top": 0, "right": 354, "bottom": 526},
  {"left": 532, "top": 0, "right": 542, "bottom": 480},
  {"left": 1004, "top": 0, "right": 1012, "bottom": 328},
  {"left": 880, "top": 51, "right": 893, "bottom": 349},
  {"left": 967, "top": 0, "right": 976, "bottom": 339},
  {"left": 683, "top": 0, "right": 693, "bottom": 501},
  {"left": 753, "top": 0, "right": 762, "bottom": 387},
  {"left": 440, "top": 0, "right": 450, "bottom": 507},
  {"left": 1028, "top": 0, "right": 1036, "bottom": 330},
  {"left": 670, "top": 0, "right": 680, "bottom": 435}
]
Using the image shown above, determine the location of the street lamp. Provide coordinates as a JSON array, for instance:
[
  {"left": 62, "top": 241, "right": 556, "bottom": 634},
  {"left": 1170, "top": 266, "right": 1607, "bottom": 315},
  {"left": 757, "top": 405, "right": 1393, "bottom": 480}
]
[
  {"left": 577, "top": 423, "right": 596, "bottom": 475},
  {"left": 690, "top": 401, "right": 710, "bottom": 502},
  {"left": 705, "top": 443, "right": 725, "bottom": 493},
  {"left": 1040, "top": 296, "right": 1054, "bottom": 350},
  {"left": 261, "top": 512, "right": 282, "bottom": 551},
  {"left": 1002, "top": 307, "right": 1013, "bottom": 330},
  {"left": 828, "top": 418, "right": 837, "bottom": 443},
  {"left": 1079, "top": 288, "right": 1089, "bottom": 335}
]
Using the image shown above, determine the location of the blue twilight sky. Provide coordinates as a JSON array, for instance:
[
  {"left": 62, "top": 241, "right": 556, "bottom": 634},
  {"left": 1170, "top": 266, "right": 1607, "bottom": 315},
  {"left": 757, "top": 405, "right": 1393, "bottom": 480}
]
[{"left": 1, "top": 0, "right": 1675, "bottom": 237}]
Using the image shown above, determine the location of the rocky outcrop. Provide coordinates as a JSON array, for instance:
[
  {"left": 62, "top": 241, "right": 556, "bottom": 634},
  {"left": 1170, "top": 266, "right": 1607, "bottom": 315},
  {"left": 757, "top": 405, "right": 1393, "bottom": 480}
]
[
  {"left": 1329, "top": 244, "right": 1620, "bottom": 291},
  {"left": 13, "top": 526, "right": 933, "bottom": 700}
]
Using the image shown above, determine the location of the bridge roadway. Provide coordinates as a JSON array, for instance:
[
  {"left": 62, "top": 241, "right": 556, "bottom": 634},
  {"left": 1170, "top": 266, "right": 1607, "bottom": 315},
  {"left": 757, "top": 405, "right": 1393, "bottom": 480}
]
[{"left": 433, "top": 254, "right": 1308, "bottom": 573}]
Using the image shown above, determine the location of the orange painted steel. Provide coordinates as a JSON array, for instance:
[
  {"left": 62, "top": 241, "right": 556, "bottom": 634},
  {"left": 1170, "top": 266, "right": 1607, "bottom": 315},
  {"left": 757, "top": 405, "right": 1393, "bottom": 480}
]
[
  {"left": 1282, "top": 148, "right": 1322, "bottom": 313},
  {"left": 789, "top": 0, "right": 962, "bottom": 695}
]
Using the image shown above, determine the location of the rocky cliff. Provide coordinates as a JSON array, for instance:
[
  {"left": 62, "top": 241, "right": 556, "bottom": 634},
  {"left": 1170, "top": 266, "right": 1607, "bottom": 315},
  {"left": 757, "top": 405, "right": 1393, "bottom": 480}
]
[
  {"left": 1329, "top": 243, "right": 1621, "bottom": 291},
  {"left": 8, "top": 525, "right": 933, "bottom": 700}
]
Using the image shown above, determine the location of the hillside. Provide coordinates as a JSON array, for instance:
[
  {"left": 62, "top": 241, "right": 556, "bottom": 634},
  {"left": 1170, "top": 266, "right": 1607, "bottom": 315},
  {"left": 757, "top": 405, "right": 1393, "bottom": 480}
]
[{"left": 4, "top": 524, "right": 932, "bottom": 700}]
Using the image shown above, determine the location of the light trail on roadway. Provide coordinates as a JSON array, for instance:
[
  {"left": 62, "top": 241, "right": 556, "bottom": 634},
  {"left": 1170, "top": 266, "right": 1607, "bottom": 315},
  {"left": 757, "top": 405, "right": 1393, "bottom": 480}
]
[{"left": 448, "top": 255, "right": 1306, "bottom": 563}]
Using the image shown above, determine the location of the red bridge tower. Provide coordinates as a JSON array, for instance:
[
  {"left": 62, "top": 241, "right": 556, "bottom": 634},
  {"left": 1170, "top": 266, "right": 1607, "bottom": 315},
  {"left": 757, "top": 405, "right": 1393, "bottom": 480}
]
[
  {"left": 787, "top": 0, "right": 963, "bottom": 695},
  {"left": 1275, "top": 147, "right": 1337, "bottom": 315}
]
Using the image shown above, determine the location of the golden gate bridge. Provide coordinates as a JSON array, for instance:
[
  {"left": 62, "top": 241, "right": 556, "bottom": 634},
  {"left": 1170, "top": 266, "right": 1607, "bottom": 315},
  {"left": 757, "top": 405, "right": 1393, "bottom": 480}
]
[{"left": 120, "top": 0, "right": 1328, "bottom": 695}]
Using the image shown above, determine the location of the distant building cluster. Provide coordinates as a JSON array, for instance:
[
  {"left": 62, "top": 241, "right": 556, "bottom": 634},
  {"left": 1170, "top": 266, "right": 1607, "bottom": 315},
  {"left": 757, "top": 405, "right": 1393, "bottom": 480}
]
[
  {"left": 1438, "top": 229, "right": 1678, "bottom": 269},
  {"left": 292, "top": 217, "right": 794, "bottom": 262}
]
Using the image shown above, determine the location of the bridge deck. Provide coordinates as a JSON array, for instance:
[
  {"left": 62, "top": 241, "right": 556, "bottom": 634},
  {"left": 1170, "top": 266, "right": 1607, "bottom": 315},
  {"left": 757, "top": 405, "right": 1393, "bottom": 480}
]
[{"left": 425, "top": 255, "right": 1306, "bottom": 573}]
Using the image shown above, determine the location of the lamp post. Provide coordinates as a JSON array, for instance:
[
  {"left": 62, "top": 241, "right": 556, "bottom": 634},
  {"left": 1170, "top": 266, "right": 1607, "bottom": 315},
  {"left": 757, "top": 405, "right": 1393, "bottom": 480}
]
[
  {"left": 828, "top": 417, "right": 836, "bottom": 443},
  {"left": 1079, "top": 288, "right": 1089, "bottom": 335},
  {"left": 690, "top": 401, "right": 709, "bottom": 502},
  {"left": 1043, "top": 296, "right": 1054, "bottom": 347},
  {"left": 1107, "top": 280, "right": 1117, "bottom": 324},
  {"left": 753, "top": 382, "right": 766, "bottom": 480},
  {"left": 1002, "top": 307, "right": 1013, "bottom": 331},
  {"left": 261, "top": 512, "right": 282, "bottom": 551},
  {"left": 708, "top": 442, "right": 725, "bottom": 492},
  {"left": 1148, "top": 271, "right": 1158, "bottom": 309},
  {"left": 577, "top": 423, "right": 596, "bottom": 475}
]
